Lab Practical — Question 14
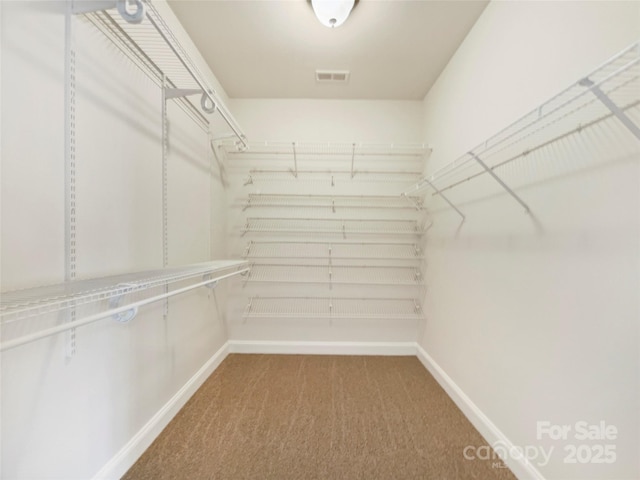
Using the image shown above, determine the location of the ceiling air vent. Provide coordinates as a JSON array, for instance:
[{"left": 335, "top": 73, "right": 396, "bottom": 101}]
[{"left": 316, "top": 70, "right": 350, "bottom": 84}]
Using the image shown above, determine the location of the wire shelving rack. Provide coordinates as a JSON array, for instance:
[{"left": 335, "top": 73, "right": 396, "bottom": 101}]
[
  {"left": 405, "top": 42, "right": 640, "bottom": 215},
  {"left": 244, "top": 297, "right": 422, "bottom": 320},
  {"left": 243, "top": 193, "right": 423, "bottom": 211},
  {"left": 77, "top": 0, "right": 247, "bottom": 145},
  {"left": 243, "top": 241, "right": 423, "bottom": 260},
  {"left": 245, "top": 265, "right": 423, "bottom": 286},
  {"left": 1, "top": 260, "right": 249, "bottom": 351}
]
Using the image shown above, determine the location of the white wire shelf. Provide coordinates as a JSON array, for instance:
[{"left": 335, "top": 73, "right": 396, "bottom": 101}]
[
  {"left": 223, "top": 141, "right": 429, "bottom": 158},
  {"left": 242, "top": 170, "right": 424, "bottom": 185},
  {"left": 0, "top": 260, "right": 249, "bottom": 351},
  {"left": 80, "top": 0, "right": 246, "bottom": 145},
  {"left": 243, "top": 193, "right": 423, "bottom": 211},
  {"left": 243, "top": 241, "right": 423, "bottom": 260},
  {"left": 243, "top": 218, "right": 424, "bottom": 236},
  {"left": 244, "top": 297, "right": 423, "bottom": 320},
  {"left": 245, "top": 265, "right": 423, "bottom": 286},
  {"left": 405, "top": 41, "right": 640, "bottom": 211},
  {"left": 223, "top": 142, "right": 428, "bottom": 181}
]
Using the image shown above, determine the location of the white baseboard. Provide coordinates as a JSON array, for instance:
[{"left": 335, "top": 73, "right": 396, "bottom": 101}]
[
  {"left": 93, "top": 340, "right": 542, "bottom": 480},
  {"left": 228, "top": 340, "right": 417, "bottom": 356},
  {"left": 415, "top": 344, "right": 545, "bottom": 480},
  {"left": 92, "top": 342, "right": 230, "bottom": 480}
]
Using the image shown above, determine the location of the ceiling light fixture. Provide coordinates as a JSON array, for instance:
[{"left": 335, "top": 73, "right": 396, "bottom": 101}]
[{"left": 311, "top": 0, "right": 355, "bottom": 28}]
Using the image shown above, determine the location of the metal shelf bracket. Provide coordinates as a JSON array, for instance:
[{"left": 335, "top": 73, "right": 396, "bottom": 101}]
[
  {"left": 203, "top": 274, "right": 219, "bottom": 290},
  {"left": 580, "top": 77, "right": 640, "bottom": 141},
  {"left": 108, "top": 283, "right": 139, "bottom": 323},
  {"left": 421, "top": 179, "right": 465, "bottom": 221},
  {"left": 470, "top": 152, "right": 530, "bottom": 213},
  {"left": 164, "top": 88, "right": 216, "bottom": 114}
]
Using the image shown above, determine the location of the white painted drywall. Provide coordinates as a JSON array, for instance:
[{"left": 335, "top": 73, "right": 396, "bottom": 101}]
[
  {"left": 0, "top": 1, "right": 232, "bottom": 478},
  {"left": 419, "top": 2, "right": 639, "bottom": 479},
  {"left": 228, "top": 98, "right": 424, "bottom": 144}
]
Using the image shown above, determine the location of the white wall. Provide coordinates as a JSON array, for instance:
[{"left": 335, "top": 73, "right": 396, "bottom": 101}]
[
  {"left": 419, "top": 1, "right": 639, "bottom": 479},
  {"left": 228, "top": 98, "right": 424, "bottom": 144},
  {"left": 1, "top": 1, "right": 232, "bottom": 478}
]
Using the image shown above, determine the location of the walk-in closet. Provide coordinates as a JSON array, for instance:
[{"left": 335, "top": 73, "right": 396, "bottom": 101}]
[{"left": 1, "top": 1, "right": 638, "bottom": 479}]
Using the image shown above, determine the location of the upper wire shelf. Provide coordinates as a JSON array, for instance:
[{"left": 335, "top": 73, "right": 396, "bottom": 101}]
[
  {"left": 223, "top": 142, "right": 428, "bottom": 180},
  {"left": 1, "top": 260, "right": 249, "bottom": 351},
  {"left": 405, "top": 41, "right": 640, "bottom": 210},
  {"left": 78, "top": 0, "right": 247, "bottom": 146}
]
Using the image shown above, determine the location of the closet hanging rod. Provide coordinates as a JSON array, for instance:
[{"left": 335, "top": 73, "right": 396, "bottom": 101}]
[
  {"left": 1, "top": 265, "right": 249, "bottom": 352},
  {"left": 404, "top": 41, "right": 639, "bottom": 195}
]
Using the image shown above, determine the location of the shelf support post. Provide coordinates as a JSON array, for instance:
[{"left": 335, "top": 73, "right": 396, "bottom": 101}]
[
  {"left": 421, "top": 179, "right": 465, "bottom": 221},
  {"left": 161, "top": 75, "right": 170, "bottom": 317},
  {"left": 470, "top": 153, "right": 531, "bottom": 213},
  {"left": 579, "top": 77, "right": 640, "bottom": 141},
  {"left": 64, "top": 4, "right": 77, "bottom": 359}
]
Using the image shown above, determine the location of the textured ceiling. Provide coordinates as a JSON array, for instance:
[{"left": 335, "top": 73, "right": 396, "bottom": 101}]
[{"left": 168, "top": 0, "right": 488, "bottom": 100}]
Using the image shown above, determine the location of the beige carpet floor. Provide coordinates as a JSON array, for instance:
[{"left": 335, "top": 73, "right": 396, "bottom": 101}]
[{"left": 123, "top": 354, "right": 516, "bottom": 480}]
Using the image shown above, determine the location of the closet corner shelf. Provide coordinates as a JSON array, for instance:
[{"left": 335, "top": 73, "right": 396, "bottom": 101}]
[
  {"left": 243, "top": 297, "right": 423, "bottom": 321},
  {"left": 0, "top": 260, "right": 249, "bottom": 352},
  {"left": 406, "top": 41, "right": 640, "bottom": 213},
  {"left": 77, "top": 0, "right": 247, "bottom": 146}
]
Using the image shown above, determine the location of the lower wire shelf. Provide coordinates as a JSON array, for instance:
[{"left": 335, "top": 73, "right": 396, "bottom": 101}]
[
  {"left": 243, "top": 297, "right": 423, "bottom": 320},
  {"left": 1, "top": 260, "right": 249, "bottom": 351}
]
